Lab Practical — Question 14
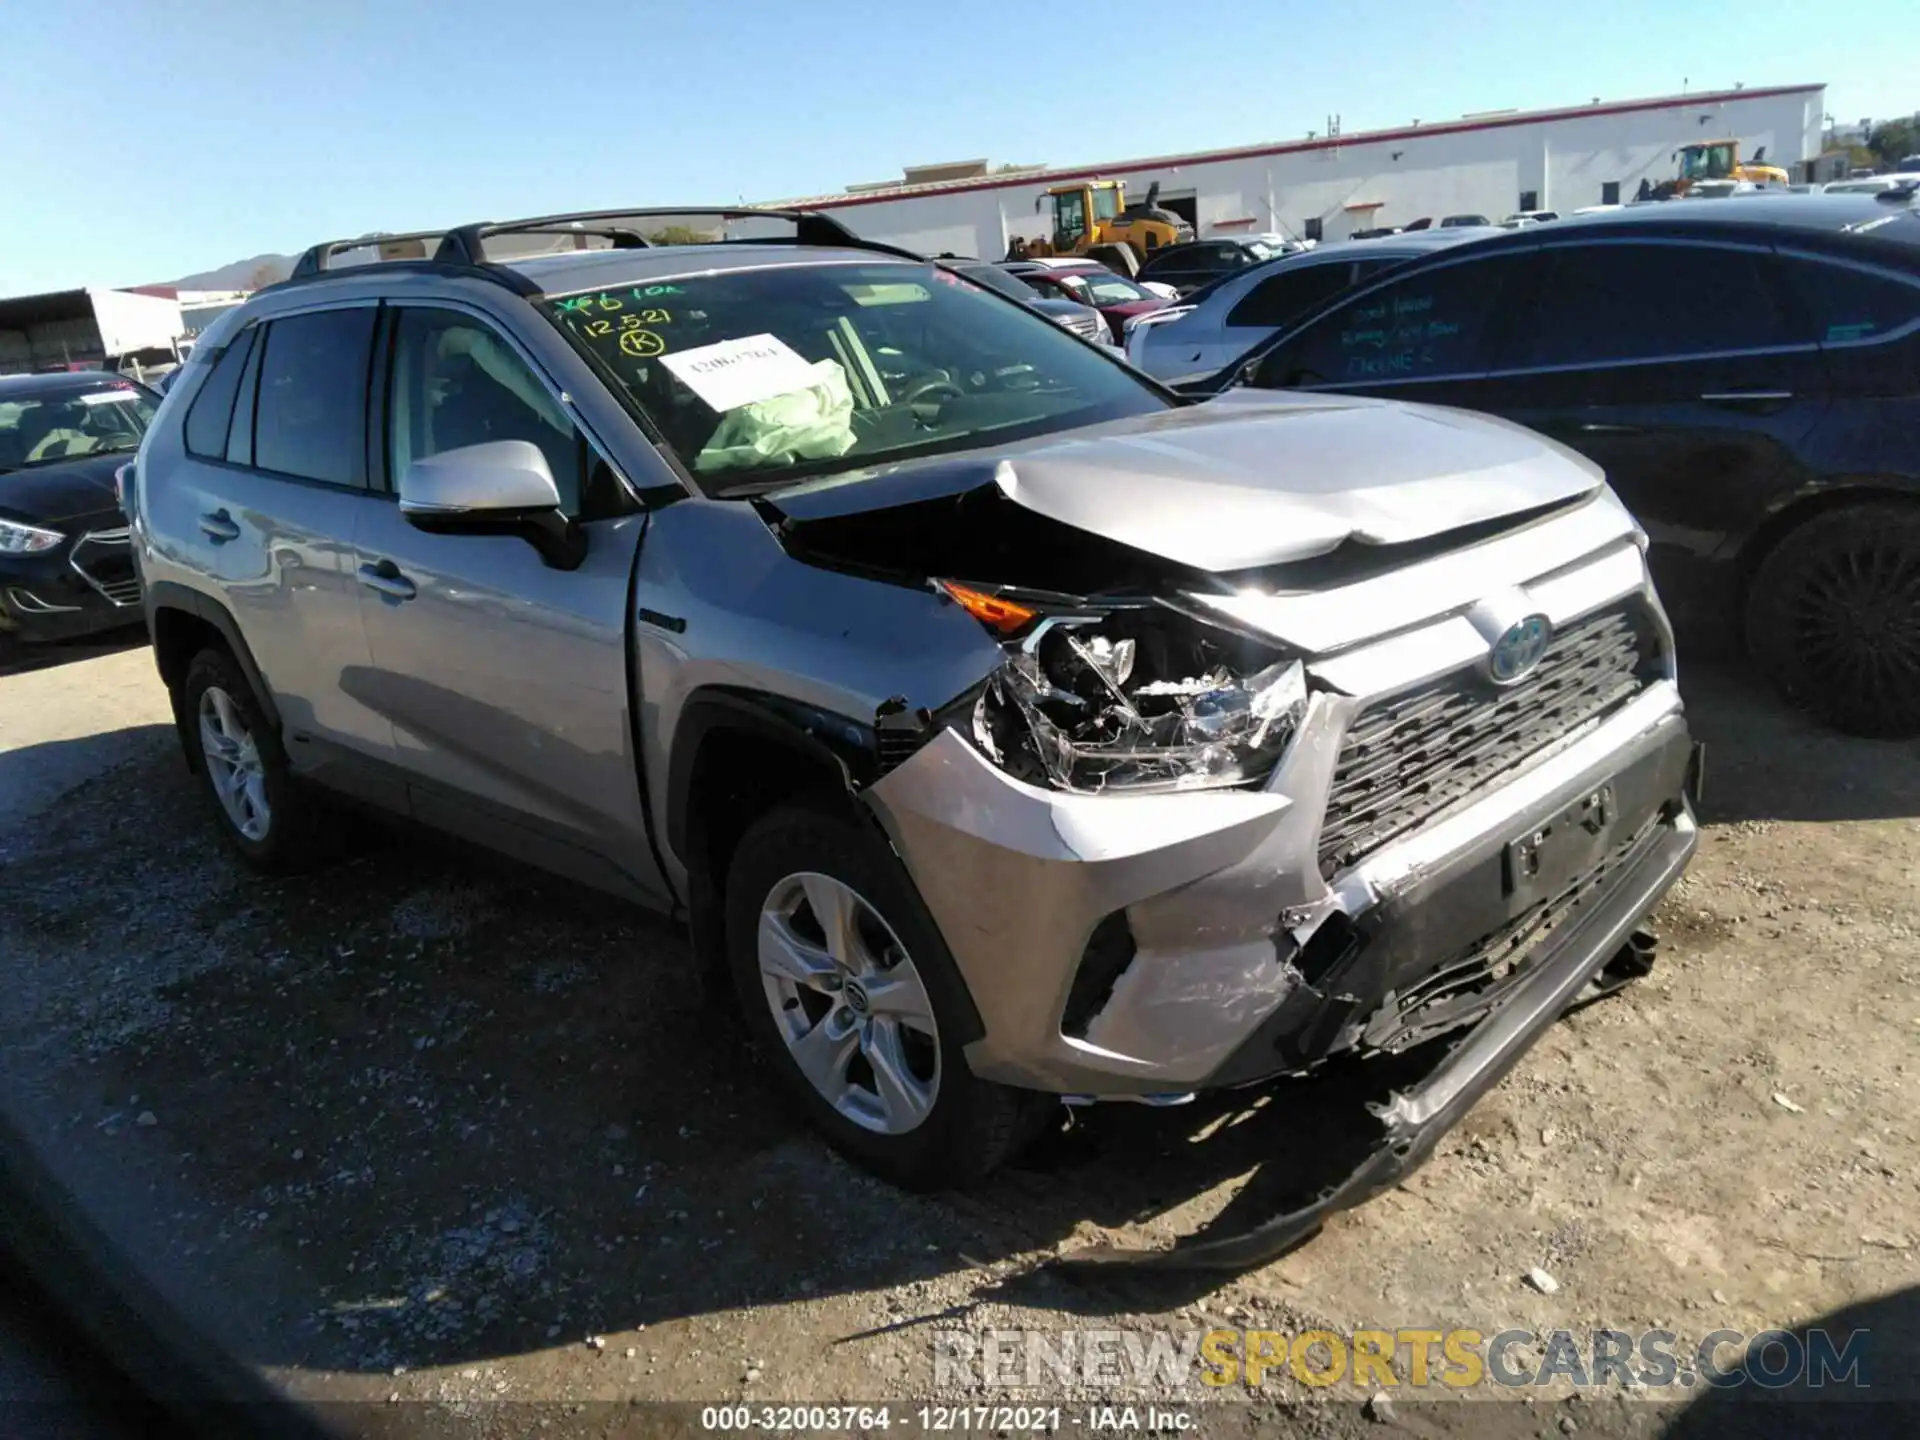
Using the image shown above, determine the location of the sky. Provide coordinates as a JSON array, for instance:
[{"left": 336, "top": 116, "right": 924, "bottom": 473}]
[{"left": 3, "top": 0, "right": 1910, "bottom": 295}]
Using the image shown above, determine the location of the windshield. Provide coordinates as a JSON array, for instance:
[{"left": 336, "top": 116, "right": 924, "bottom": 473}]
[
  {"left": 0, "top": 381, "right": 157, "bottom": 473},
  {"left": 1680, "top": 143, "right": 1735, "bottom": 180},
  {"left": 544, "top": 261, "right": 1165, "bottom": 491}
]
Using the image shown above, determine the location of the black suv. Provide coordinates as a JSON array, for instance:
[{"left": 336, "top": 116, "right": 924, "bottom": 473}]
[{"left": 1198, "top": 194, "right": 1920, "bottom": 737}]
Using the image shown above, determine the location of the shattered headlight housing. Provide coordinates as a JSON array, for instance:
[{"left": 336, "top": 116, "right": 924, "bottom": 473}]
[{"left": 940, "top": 581, "right": 1309, "bottom": 795}]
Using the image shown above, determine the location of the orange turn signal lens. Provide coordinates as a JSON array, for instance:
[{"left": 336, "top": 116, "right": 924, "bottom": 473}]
[{"left": 937, "top": 580, "right": 1037, "bottom": 635}]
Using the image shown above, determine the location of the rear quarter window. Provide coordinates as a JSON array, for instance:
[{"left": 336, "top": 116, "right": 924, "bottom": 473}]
[
  {"left": 1776, "top": 253, "right": 1920, "bottom": 345},
  {"left": 183, "top": 328, "right": 256, "bottom": 460}
]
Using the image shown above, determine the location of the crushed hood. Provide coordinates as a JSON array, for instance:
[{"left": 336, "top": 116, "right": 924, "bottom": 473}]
[{"left": 766, "top": 392, "right": 1602, "bottom": 574}]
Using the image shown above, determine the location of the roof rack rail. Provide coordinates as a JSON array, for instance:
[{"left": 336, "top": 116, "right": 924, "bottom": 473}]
[
  {"left": 289, "top": 229, "right": 456, "bottom": 280},
  {"left": 432, "top": 206, "right": 927, "bottom": 266}
]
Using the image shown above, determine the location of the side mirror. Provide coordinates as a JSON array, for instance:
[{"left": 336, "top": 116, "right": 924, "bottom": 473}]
[{"left": 399, "top": 439, "right": 586, "bottom": 570}]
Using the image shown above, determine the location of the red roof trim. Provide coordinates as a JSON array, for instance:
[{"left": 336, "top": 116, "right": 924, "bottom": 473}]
[
  {"left": 1343, "top": 200, "right": 1386, "bottom": 211},
  {"left": 787, "top": 84, "right": 1822, "bottom": 212}
]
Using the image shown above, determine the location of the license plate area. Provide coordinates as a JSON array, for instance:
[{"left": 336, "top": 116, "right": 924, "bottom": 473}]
[{"left": 1503, "top": 784, "right": 1615, "bottom": 903}]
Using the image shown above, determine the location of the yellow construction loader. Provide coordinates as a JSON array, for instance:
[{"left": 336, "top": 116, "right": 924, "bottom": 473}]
[
  {"left": 1024, "top": 180, "right": 1194, "bottom": 260},
  {"left": 1655, "top": 140, "right": 1790, "bottom": 198}
]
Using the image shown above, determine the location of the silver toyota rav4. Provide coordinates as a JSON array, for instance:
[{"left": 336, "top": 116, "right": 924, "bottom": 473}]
[{"left": 132, "top": 208, "right": 1700, "bottom": 1266}]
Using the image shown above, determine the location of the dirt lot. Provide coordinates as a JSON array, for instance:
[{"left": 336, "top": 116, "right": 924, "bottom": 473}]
[{"left": 1, "top": 635, "right": 1915, "bottom": 1438}]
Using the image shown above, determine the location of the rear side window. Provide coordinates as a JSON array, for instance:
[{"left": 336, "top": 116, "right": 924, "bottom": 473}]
[
  {"left": 1775, "top": 254, "right": 1920, "bottom": 345},
  {"left": 1254, "top": 256, "right": 1514, "bottom": 387},
  {"left": 183, "top": 327, "right": 256, "bottom": 460},
  {"left": 1503, "top": 244, "right": 1785, "bottom": 369},
  {"left": 1226, "top": 262, "right": 1359, "bottom": 329},
  {"left": 252, "top": 308, "right": 377, "bottom": 486}
]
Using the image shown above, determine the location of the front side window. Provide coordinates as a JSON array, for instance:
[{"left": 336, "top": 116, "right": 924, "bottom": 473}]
[
  {"left": 544, "top": 262, "right": 1165, "bottom": 492},
  {"left": 387, "top": 308, "right": 583, "bottom": 512},
  {"left": 0, "top": 379, "right": 156, "bottom": 473},
  {"left": 1253, "top": 257, "right": 1514, "bottom": 388},
  {"left": 1501, "top": 244, "right": 1783, "bottom": 369},
  {"left": 252, "top": 308, "right": 376, "bottom": 486}
]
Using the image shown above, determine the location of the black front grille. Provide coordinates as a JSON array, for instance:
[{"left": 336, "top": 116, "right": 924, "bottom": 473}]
[
  {"left": 1319, "top": 606, "right": 1652, "bottom": 878},
  {"left": 1360, "top": 814, "right": 1663, "bottom": 1055}
]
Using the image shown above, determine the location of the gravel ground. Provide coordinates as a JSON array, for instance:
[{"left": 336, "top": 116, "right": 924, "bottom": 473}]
[{"left": 1, "top": 639, "right": 1915, "bottom": 1439}]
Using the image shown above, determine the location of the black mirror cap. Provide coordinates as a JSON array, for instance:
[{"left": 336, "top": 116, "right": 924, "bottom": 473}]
[{"left": 403, "top": 505, "right": 588, "bottom": 570}]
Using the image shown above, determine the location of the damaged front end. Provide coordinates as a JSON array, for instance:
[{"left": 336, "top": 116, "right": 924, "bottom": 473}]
[{"left": 944, "top": 582, "right": 1310, "bottom": 796}]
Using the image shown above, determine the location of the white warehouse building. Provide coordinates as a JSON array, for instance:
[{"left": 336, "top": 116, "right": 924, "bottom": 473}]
[{"left": 770, "top": 83, "right": 1826, "bottom": 258}]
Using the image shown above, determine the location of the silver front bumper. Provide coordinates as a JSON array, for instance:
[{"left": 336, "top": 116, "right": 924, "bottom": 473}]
[{"left": 865, "top": 501, "right": 1694, "bottom": 1097}]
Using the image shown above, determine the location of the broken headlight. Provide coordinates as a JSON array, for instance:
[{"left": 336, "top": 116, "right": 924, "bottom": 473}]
[{"left": 945, "top": 583, "right": 1308, "bottom": 795}]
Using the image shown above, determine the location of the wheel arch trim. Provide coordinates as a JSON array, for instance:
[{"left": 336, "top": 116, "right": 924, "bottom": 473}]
[{"left": 145, "top": 580, "right": 282, "bottom": 732}]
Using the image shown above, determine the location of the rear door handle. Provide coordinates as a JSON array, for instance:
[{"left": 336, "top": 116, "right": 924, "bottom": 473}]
[
  {"left": 357, "top": 560, "right": 417, "bottom": 602},
  {"left": 198, "top": 509, "right": 240, "bottom": 543}
]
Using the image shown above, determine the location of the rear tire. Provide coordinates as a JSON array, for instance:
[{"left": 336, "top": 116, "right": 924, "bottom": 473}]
[
  {"left": 179, "top": 647, "right": 351, "bottom": 873},
  {"left": 1745, "top": 503, "right": 1920, "bottom": 739},
  {"left": 724, "top": 798, "right": 1046, "bottom": 1190}
]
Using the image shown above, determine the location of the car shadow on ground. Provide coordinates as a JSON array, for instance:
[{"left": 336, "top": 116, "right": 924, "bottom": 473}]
[
  {"left": 1678, "top": 660, "right": 1920, "bottom": 826},
  {"left": 0, "top": 628, "right": 146, "bottom": 679},
  {"left": 0, "top": 658, "right": 1914, "bottom": 1382},
  {"left": 1660, "top": 1283, "right": 1920, "bottom": 1438}
]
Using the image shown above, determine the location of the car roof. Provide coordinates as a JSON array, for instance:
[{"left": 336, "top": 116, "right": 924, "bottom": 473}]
[
  {"left": 0, "top": 371, "right": 141, "bottom": 398},
  {"left": 1541, "top": 191, "right": 1917, "bottom": 236},
  {"left": 1293, "top": 226, "right": 1505, "bottom": 261}
]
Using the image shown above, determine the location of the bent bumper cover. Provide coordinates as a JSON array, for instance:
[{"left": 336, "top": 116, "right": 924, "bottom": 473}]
[
  {"left": 868, "top": 680, "right": 1692, "bottom": 1095},
  {"left": 1055, "top": 803, "right": 1696, "bottom": 1270}
]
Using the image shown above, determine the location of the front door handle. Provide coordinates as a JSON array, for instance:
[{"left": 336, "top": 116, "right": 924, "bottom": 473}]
[
  {"left": 357, "top": 560, "right": 417, "bottom": 602},
  {"left": 198, "top": 509, "right": 240, "bottom": 543},
  {"left": 1700, "top": 389, "right": 1794, "bottom": 412}
]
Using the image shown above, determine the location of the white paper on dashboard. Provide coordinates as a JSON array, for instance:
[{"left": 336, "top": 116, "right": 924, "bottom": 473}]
[{"left": 658, "top": 333, "right": 820, "bottom": 413}]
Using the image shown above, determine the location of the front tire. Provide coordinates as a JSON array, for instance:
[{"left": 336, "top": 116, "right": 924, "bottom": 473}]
[
  {"left": 179, "top": 647, "right": 350, "bottom": 873},
  {"left": 1745, "top": 504, "right": 1920, "bottom": 738},
  {"left": 724, "top": 799, "right": 1045, "bottom": 1190}
]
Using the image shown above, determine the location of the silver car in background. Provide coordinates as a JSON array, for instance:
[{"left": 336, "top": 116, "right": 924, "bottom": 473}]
[{"left": 1125, "top": 228, "right": 1504, "bottom": 383}]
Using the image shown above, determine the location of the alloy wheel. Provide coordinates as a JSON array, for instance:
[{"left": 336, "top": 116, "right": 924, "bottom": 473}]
[
  {"left": 756, "top": 871, "right": 941, "bottom": 1135},
  {"left": 198, "top": 685, "right": 271, "bottom": 841},
  {"left": 1785, "top": 540, "right": 1920, "bottom": 723}
]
